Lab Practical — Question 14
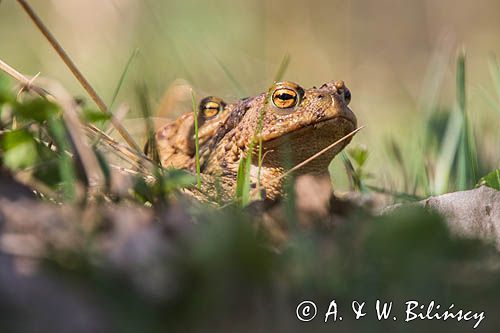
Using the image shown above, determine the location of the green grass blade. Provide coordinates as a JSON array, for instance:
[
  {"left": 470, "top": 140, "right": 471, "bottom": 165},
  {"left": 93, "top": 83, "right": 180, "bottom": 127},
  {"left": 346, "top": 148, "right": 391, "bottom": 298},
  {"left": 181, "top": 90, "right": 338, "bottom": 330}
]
[
  {"left": 255, "top": 101, "right": 266, "bottom": 198},
  {"left": 340, "top": 152, "right": 357, "bottom": 191},
  {"left": 136, "top": 83, "right": 160, "bottom": 162},
  {"left": 413, "top": 38, "right": 452, "bottom": 196},
  {"left": 256, "top": 137, "right": 263, "bottom": 199},
  {"left": 48, "top": 118, "right": 76, "bottom": 200},
  {"left": 456, "top": 50, "right": 478, "bottom": 190},
  {"left": 477, "top": 86, "right": 500, "bottom": 114},
  {"left": 434, "top": 109, "right": 462, "bottom": 194},
  {"left": 488, "top": 54, "right": 500, "bottom": 102},
  {"left": 367, "top": 185, "right": 423, "bottom": 202},
  {"left": 280, "top": 143, "right": 297, "bottom": 227},
  {"left": 235, "top": 144, "right": 253, "bottom": 206},
  {"left": 109, "top": 48, "right": 139, "bottom": 111},
  {"left": 211, "top": 52, "right": 245, "bottom": 97},
  {"left": 93, "top": 48, "right": 139, "bottom": 146},
  {"left": 235, "top": 93, "right": 268, "bottom": 205},
  {"left": 457, "top": 51, "right": 466, "bottom": 113},
  {"left": 386, "top": 139, "right": 409, "bottom": 193},
  {"left": 418, "top": 35, "right": 452, "bottom": 115},
  {"left": 191, "top": 90, "right": 202, "bottom": 190},
  {"left": 273, "top": 53, "right": 290, "bottom": 83},
  {"left": 456, "top": 51, "right": 468, "bottom": 190}
]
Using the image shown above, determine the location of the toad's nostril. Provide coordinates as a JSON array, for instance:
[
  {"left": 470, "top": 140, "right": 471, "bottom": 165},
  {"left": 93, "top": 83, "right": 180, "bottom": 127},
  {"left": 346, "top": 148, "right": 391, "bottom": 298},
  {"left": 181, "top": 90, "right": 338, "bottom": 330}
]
[{"left": 344, "top": 89, "right": 351, "bottom": 104}]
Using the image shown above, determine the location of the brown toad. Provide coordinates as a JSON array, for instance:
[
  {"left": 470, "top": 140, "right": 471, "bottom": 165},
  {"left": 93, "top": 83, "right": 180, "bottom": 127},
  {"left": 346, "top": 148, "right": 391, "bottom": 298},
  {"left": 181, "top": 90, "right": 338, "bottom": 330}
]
[{"left": 196, "top": 80, "right": 358, "bottom": 200}]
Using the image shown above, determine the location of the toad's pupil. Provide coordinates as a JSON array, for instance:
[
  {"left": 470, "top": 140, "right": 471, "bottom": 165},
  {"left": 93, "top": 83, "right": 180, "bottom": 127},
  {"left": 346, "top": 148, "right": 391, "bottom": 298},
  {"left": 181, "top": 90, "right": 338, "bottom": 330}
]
[
  {"left": 272, "top": 88, "right": 298, "bottom": 108},
  {"left": 277, "top": 93, "right": 294, "bottom": 100}
]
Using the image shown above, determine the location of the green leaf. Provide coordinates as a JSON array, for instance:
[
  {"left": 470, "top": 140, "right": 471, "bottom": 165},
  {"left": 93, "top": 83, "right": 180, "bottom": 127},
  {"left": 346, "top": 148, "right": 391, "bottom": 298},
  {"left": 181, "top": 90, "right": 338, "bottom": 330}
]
[
  {"left": 1, "top": 129, "right": 38, "bottom": 169},
  {"left": 47, "top": 117, "right": 76, "bottom": 200},
  {"left": 132, "top": 168, "right": 195, "bottom": 204},
  {"left": 0, "top": 72, "right": 11, "bottom": 95},
  {"left": 81, "top": 108, "right": 111, "bottom": 123},
  {"left": 133, "top": 177, "right": 153, "bottom": 203},
  {"left": 477, "top": 169, "right": 500, "bottom": 190},
  {"left": 15, "top": 98, "right": 59, "bottom": 122},
  {"left": 161, "top": 168, "right": 195, "bottom": 193},
  {"left": 235, "top": 150, "right": 252, "bottom": 206},
  {"left": 0, "top": 74, "right": 14, "bottom": 106},
  {"left": 94, "top": 149, "right": 111, "bottom": 188},
  {"left": 347, "top": 145, "right": 369, "bottom": 168}
]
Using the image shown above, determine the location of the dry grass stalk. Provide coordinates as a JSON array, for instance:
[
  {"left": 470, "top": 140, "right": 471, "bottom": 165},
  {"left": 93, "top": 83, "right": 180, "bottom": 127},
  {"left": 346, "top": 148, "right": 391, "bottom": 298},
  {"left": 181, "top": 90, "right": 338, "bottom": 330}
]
[
  {"left": 249, "top": 126, "right": 365, "bottom": 199},
  {"left": 278, "top": 126, "right": 364, "bottom": 181},
  {"left": 0, "top": 59, "right": 54, "bottom": 101},
  {"left": 16, "top": 0, "right": 142, "bottom": 153}
]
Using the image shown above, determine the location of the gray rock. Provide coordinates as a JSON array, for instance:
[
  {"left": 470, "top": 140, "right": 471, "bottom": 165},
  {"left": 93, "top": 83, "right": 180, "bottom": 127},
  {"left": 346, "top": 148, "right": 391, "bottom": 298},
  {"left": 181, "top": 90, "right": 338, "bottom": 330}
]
[{"left": 384, "top": 186, "right": 500, "bottom": 249}]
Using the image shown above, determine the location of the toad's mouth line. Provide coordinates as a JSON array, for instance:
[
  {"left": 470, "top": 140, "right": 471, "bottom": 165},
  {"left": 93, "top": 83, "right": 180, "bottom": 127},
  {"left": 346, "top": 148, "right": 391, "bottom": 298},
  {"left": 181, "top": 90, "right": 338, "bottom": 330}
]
[
  {"left": 260, "top": 115, "right": 357, "bottom": 145},
  {"left": 311, "top": 115, "right": 356, "bottom": 130}
]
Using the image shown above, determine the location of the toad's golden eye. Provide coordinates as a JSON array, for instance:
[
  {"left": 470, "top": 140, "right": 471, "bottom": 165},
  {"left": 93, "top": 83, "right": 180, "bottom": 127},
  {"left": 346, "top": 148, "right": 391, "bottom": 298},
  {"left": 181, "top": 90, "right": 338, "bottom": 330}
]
[
  {"left": 272, "top": 88, "right": 297, "bottom": 109},
  {"left": 199, "top": 96, "right": 226, "bottom": 120},
  {"left": 270, "top": 82, "right": 303, "bottom": 109}
]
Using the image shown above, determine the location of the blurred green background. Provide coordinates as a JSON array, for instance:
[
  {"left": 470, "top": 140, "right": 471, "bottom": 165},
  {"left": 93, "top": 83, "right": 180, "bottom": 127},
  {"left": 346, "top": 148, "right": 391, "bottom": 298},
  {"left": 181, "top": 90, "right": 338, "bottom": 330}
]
[{"left": 0, "top": 0, "right": 498, "bottom": 195}]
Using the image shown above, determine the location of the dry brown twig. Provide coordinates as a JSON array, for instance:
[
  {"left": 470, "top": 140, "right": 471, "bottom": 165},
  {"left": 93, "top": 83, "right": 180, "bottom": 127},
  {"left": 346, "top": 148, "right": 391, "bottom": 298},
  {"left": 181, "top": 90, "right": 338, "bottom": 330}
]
[
  {"left": 53, "top": 84, "right": 106, "bottom": 191},
  {"left": 0, "top": 59, "right": 53, "bottom": 101},
  {"left": 15, "top": 0, "right": 142, "bottom": 153},
  {"left": 104, "top": 103, "right": 130, "bottom": 136},
  {"left": 84, "top": 125, "right": 151, "bottom": 171}
]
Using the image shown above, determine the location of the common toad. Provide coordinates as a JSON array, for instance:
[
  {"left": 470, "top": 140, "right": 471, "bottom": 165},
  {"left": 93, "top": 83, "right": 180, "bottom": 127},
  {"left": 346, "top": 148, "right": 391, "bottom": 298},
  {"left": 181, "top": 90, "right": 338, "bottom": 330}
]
[{"left": 150, "top": 80, "right": 357, "bottom": 200}]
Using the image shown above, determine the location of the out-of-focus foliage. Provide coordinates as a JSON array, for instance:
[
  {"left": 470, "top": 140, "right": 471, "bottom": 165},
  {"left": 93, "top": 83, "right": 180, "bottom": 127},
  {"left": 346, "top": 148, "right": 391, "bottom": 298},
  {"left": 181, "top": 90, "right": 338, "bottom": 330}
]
[
  {"left": 0, "top": 198, "right": 498, "bottom": 333},
  {"left": 0, "top": 73, "right": 193, "bottom": 203}
]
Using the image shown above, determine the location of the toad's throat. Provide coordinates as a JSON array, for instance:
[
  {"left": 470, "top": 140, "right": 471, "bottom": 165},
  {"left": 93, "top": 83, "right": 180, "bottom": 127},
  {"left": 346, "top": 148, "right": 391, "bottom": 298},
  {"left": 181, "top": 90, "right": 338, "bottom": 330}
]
[{"left": 257, "top": 116, "right": 356, "bottom": 171}]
